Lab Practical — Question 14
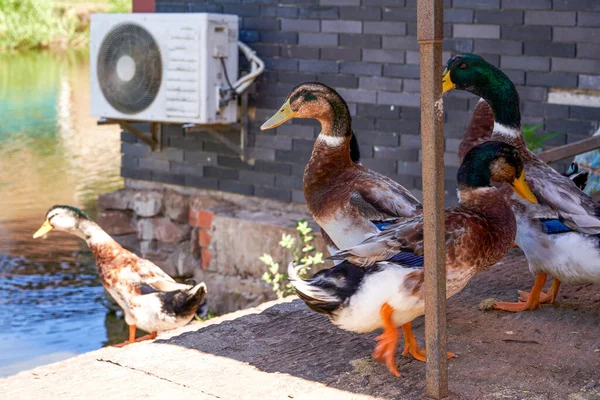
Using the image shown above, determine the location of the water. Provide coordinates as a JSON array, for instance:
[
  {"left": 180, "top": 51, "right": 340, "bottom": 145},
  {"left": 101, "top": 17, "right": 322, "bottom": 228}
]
[{"left": 0, "top": 50, "right": 125, "bottom": 377}]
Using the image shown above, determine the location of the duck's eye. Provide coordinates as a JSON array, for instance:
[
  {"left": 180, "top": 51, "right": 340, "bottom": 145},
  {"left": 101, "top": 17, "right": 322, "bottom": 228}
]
[
  {"left": 460, "top": 63, "right": 467, "bottom": 69},
  {"left": 303, "top": 93, "right": 317, "bottom": 102}
]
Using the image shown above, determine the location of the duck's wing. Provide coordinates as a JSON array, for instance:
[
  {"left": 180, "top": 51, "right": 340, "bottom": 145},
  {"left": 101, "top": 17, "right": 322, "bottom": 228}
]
[
  {"left": 331, "top": 209, "right": 475, "bottom": 267},
  {"left": 458, "top": 98, "right": 494, "bottom": 164},
  {"left": 526, "top": 156, "right": 600, "bottom": 234},
  {"left": 120, "top": 257, "right": 190, "bottom": 292},
  {"left": 350, "top": 170, "right": 422, "bottom": 222}
]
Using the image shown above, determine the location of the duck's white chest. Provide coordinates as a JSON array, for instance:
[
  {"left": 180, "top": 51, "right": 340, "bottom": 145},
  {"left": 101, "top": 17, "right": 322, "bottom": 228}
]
[
  {"left": 316, "top": 210, "right": 378, "bottom": 250},
  {"left": 516, "top": 215, "right": 600, "bottom": 284}
]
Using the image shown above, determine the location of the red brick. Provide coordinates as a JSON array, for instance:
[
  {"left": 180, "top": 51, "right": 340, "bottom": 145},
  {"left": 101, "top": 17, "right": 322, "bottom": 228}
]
[
  {"left": 201, "top": 249, "right": 212, "bottom": 270},
  {"left": 198, "top": 230, "right": 211, "bottom": 247},
  {"left": 189, "top": 209, "right": 214, "bottom": 228}
]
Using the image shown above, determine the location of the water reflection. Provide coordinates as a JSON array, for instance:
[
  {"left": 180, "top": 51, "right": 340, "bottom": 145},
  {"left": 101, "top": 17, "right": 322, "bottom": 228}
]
[{"left": 0, "top": 50, "right": 124, "bottom": 376}]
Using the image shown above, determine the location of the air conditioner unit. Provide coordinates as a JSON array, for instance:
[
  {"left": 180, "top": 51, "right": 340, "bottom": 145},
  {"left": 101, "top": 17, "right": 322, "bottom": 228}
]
[{"left": 90, "top": 13, "right": 239, "bottom": 124}]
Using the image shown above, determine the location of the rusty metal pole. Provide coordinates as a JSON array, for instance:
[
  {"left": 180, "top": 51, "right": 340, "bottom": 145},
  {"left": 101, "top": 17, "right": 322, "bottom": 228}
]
[{"left": 417, "top": 0, "right": 447, "bottom": 398}]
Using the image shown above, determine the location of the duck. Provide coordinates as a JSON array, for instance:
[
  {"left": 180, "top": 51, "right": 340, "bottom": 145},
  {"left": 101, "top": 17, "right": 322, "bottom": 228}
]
[
  {"left": 443, "top": 53, "right": 600, "bottom": 312},
  {"left": 290, "top": 140, "right": 538, "bottom": 377},
  {"left": 260, "top": 82, "right": 421, "bottom": 257},
  {"left": 33, "top": 205, "right": 207, "bottom": 346}
]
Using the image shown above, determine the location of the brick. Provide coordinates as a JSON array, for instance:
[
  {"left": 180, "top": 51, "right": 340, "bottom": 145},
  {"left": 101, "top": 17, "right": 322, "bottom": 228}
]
[
  {"left": 252, "top": 43, "right": 280, "bottom": 58},
  {"left": 189, "top": 210, "right": 214, "bottom": 229},
  {"left": 474, "top": 10, "right": 523, "bottom": 25},
  {"left": 198, "top": 229, "right": 211, "bottom": 248},
  {"left": 473, "top": 39, "right": 521, "bottom": 55},
  {"left": 320, "top": 0, "right": 359, "bottom": 5},
  {"left": 578, "top": 44, "right": 600, "bottom": 59},
  {"left": 218, "top": 180, "right": 254, "bottom": 196},
  {"left": 364, "top": 21, "right": 407, "bottom": 35},
  {"left": 254, "top": 135, "right": 292, "bottom": 150},
  {"left": 339, "top": 34, "right": 381, "bottom": 48},
  {"left": 400, "top": 134, "right": 422, "bottom": 149},
  {"left": 188, "top": 4, "right": 222, "bottom": 13},
  {"left": 552, "top": 57, "right": 600, "bottom": 74},
  {"left": 373, "top": 146, "right": 418, "bottom": 161},
  {"left": 501, "top": 55, "right": 549, "bottom": 72},
  {"left": 443, "top": 38, "right": 474, "bottom": 53},
  {"left": 501, "top": 26, "right": 551, "bottom": 41},
  {"left": 362, "top": 49, "right": 404, "bottom": 64},
  {"left": 244, "top": 18, "right": 279, "bottom": 30},
  {"left": 299, "top": 33, "right": 338, "bottom": 47},
  {"left": 522, "top": 102, "right": 569, "bottom": 119},
  {"left": 501, "top": 0, "right": 550, "bottom": 9},
  {"left": 246, "top": 147, "right": 276, "bottom": 161},
  {"left": 361, "top": 158, "right": 397, "bottom": 175},
  {"left": 184, "top": 176, "right": 218, "bottom": 189},
  {"left": 152, "top": 171, "right": 186, "bottom": 186},
  {"left": 524, "top": 11, "right": 575, "bottom": 26},
  {"left": 382, "top": 36, "right": 418, "bottom": 51},
  {"left": 320, "top": 47, "right": 361, "bottom": 61},
  {"left": 170, "top": 161, "right": 203, "bottom": 177},
  {"left": 570, "top": 105, "right": 600, "bottom": 121},
  {"left": 275, "top": 149, "right": 310, "bottom": 164},
  {"left": 254, "top": 186, "right": 292, "bottom": 202},
  {"left": 139, "top": 157, "right": 169, "bottom": 171},
  {"left": 275, "top": 175, "right": 303, "bottom": 190},
  {"left": 317, "top": 74, "right": 358, "bottom": 88},
  {"left": 299, "top": 60, "right": 338, "bottom": 73},
  {"left": 352, "top": 117, "right": 376, "bottom": 131},
  {"left": 276, "top": 124, "right": 315, "bottom": 139},
  {"left": 579, "top": 75, "right": 600, "bottom": 90},
  {"left": 298, "top": 6, "right": 338, "bottom": 19},
  {"left": 291, "top": 138, "right": 315, "bottom": 153},
  {"left": 201, "top": 249, "right": 212, "bottom": 270},
  {"left": 453, "top": 0, "right": 499, "bottom": 8},
  {"left": 402, "top": 79, "right": 421, "bottom": 92},
  {"left": 554, "top": 27, "right": 600, "bottom": 43},
  {"left": 377, "top": 91, "right": 420, "bottom": 107},
  {"left": 359, "top": 76, "right": 402, "bottom": 92},
  {"left": 364, "top": 0, "right": 405, "bottom": 5},
  {"left": 356, "top": 130, "right": 399, "bottom": 146},
  {"left": 291, "top": 190, "right": 306, "bottom": 203},
  {"left": 263, "top": 57, "right": 298, "bottom": 72},
  {"left": 554, "top": 0, "right": 600, "bottom": 11},
  {"left": 239, "top": 30, "right": 260, "bottom": 43},
  {"left": 121, "top": 130, "right": 137, "bottom": 144},
  {"left": 204, "top": 166, "right": 238, "bottom": 181},
  {"left": 280, "top": 46, "right": 319, "bottom": 59},
  {"left": 184, "top": 150, "right": 217, "bottom": 165},
  {"left": 278, "top": 72, "right": 318, "bottom": 83},
  {"left": 322, "top": 20, "right": 362, "bottom": 33},
  {"left": 515, "top": 85, "right": 548, "bottom": 102},
  {"left": 281, "top": 19, "right": 319, "bottom": 32},
  {"left": 504, "top": 70, "right": 525, "bottom": 85},
  {"left": 357, "top": 103, "right": 400, "bottom": 119},
  {"left": 224, "top": 5, "right": 260, "bottom": 17},
  {"left": 578, "top": 12, "right": 600, "bottom": 27},
  {"left": 122, "top": 142, "right": 150, "bottom": 157},
  {"left": 383, "top": 64, "right": 420, "bottom": 79},
  {"left": 336, "top": 88, "right": 377, "bottom": 104},
  {"left": 382, "top": 7, "right": 416, "bottom": 22},
  {"left": 526, "top": 71, "right": 577, "bottom": 88},
  {"left": 217, "top": 155, "right": 254, "bottom": 171},
  {"left": 454, "top": 24, "right": 500, "bottom": 39},
  {"left": 340, "top": 6, "right": 381, "bottom": 21},
  {"left": 524, "top": 42, "right": 574, "bottom": 58},
  {"left": 254, "top": 160, "right": 292, "bottom": 175},
  {"left": 260, "top": 31, "right": 297, "bottom": 44},
  {"left": 340, "top": 62, "right": 382, "bottom": 76},
  {"left": 276, "top": 6, "right": 299, "bottom": 18},
  {"left": 546, "top": 119, "right": 598, "bottom": 136},
  {"left": 444, "top": 9, "right": 473, "bottom": 23}
]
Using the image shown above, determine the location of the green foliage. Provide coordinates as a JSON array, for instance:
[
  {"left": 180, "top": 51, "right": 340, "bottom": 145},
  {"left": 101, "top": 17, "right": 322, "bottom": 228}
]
[
  {"left": 522, "top": 122, "right": 560, "bottom": 153},
  {"left": 0, "top": 0, "right": 130, "bottom": 51},
  {"left": 260, "top": 220, "right": 324, "bottom": 298}
]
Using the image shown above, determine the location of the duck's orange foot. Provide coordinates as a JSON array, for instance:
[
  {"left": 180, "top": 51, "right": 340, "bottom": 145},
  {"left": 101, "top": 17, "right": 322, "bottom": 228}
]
[
  {"left": 113, "top": 340, "right": 132, "bottom": 348},
  {"left": 518, "top": 279, "right": 561, "bottom": 304},
  {"left": 135, "top": 331, "right": 158, "bottom": 342},
  {"left": 373, "top": 303, "right": 400, "bottom": 377},
  {"left": 400, "top": 321, "right": 458, "bottom": 363},
  {"left": 493, "top": 273, "right": 548, "bottom": 313}
]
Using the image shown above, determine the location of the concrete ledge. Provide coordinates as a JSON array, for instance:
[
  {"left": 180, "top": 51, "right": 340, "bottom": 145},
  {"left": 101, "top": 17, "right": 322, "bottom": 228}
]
[{"left": 2, "top": 251, "right": 599, "bottom": 399}]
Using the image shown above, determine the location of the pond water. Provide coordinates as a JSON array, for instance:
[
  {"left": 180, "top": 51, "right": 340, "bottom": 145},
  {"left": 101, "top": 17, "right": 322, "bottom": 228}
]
[{"left": 0, "top": 50, "right": 125, "bottom": 377}]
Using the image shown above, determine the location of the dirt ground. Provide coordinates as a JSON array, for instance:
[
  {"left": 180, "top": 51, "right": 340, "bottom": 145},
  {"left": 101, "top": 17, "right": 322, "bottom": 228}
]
[
  {"left": 165, "top": 248, "right": 600, "bottom": 399},
  {"left": 2, "top": 249, "right": 599, "bottom": 400}
]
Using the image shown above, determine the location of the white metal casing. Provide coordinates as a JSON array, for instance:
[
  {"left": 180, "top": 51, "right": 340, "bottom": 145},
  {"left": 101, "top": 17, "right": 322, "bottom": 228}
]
[{"left": 90, "top": 13, "right": 239, "bottom": 124}]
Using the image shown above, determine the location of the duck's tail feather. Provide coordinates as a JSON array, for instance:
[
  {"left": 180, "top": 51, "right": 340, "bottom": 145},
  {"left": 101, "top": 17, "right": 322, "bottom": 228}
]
[
  {"left": 162, "top": 282, "right": 208, "bottom": 317},
  {"left": 288, "top": 261, "right": 365, "bottom": 316},
  {"left": 564, "top": 162, "right": 589, "bottom": 191}
]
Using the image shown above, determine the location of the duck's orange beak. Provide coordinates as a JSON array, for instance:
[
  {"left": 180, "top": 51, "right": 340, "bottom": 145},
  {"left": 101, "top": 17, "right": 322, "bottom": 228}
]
[
  {"left": 442, "top": 69, "right": 455, "bottom": 93},
  {"left": 511, "top": 172, "right": 538, "bottom": 204},
  {"left": 260, "top": 99, "right": 297, "bottom": 130},
  {"left": 33, "top": 219, "right": 53, "bottom": 238}
]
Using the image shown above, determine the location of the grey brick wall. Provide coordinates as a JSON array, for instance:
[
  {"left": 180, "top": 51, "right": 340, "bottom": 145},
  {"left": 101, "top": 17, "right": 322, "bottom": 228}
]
[{"left": 119, "top": 0, "right": 600, "bottom": 205}]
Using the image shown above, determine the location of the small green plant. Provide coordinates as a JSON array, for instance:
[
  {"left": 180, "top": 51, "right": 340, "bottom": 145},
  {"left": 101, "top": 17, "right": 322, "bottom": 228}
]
[
  {"left": 260, "top": 220, "right": 324, "bottom": 298},
  {"left": 522, "top": 122, "right": 560, "bottom": 153}
]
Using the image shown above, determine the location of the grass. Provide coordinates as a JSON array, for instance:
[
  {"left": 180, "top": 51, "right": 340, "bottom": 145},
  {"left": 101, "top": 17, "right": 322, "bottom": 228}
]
[{"left": 0, "top": 0, "right": 130, "bottom": 51}]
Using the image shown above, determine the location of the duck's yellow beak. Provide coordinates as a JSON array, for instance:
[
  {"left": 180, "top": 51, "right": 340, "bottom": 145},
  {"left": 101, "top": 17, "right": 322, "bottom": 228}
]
[
  {"left": 260, "top": 99, "right": 297, "bottom": 130},
  {"left": 33, "top": 219, "right": 53, "bottom": 239},
  {"left": 510, "top": 172, "right": 538, "bottom": 204},
  {"left": 442, "top": 69, "right": 455, "bottom": 93}
]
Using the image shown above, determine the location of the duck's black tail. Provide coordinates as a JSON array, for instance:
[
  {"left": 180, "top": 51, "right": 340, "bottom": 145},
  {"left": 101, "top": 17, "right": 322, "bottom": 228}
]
[
  {"left": 161, "top": 282, "right": 208, "bottom": 317},
  {"left": 288, "top": 261, "right": 365, "bottom": 316}
]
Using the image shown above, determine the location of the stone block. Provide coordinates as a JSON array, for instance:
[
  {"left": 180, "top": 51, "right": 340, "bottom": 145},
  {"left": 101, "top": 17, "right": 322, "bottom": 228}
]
[
  {"left": 164, "top": 191, "right": 189, "bottom": 223},
  {"left": 132, "top": 191, "right": 163, "bottom": 217},
  {"left": 97, "top": 189, "right": 135, "bottom": 211},
  {"left": 97, "top": 210, "right": 136, "bottom": 236}
]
